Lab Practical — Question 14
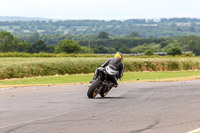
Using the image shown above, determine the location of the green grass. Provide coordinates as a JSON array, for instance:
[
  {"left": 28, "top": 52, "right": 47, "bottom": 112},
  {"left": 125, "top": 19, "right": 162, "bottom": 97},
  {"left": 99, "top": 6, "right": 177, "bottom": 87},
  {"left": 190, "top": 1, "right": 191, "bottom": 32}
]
[
  {"left": 122, "top": 71, "right": 200, "bottom": 81},
  {"left": 1, "top": 71, "right": 200, "bottom": 86}
]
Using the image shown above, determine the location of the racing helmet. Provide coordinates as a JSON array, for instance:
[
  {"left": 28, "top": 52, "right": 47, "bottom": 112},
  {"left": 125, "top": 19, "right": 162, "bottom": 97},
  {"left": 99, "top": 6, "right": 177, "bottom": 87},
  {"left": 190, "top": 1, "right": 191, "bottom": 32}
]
[{"left": 114, "top": 52, "right": 123, "bottom": 62}]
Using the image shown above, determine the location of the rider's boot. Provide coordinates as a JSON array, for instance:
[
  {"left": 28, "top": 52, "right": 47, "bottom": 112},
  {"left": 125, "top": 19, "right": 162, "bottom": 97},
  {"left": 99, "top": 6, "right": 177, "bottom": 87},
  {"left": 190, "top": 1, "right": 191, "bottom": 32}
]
[
  {"left": 113, "top": 82, "right": 118, "bottom": 88},
  {"left": 112, "top": 78, "right": 118, "bottom": 88}
]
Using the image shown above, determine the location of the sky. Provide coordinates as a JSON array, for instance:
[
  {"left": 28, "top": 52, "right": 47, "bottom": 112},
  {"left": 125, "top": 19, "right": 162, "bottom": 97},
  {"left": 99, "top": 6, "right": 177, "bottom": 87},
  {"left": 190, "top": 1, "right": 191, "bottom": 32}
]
[{"left": 0, "top": 0, "right": 200, "bottom": 20}]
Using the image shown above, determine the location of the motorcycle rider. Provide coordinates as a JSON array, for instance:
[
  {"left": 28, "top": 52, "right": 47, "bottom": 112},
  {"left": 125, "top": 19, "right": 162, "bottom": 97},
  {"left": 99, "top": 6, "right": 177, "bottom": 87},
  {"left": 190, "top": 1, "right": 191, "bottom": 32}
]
[{"left": 90, "top": 52, "right": 124, "bottom": 87}]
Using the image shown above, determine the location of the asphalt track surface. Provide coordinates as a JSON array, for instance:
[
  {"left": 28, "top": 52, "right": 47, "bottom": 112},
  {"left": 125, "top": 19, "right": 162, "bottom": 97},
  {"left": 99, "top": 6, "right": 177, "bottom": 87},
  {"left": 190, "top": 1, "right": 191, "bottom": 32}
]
[{"left": 0, "top": 80, "right": 200, "bottom": 133}]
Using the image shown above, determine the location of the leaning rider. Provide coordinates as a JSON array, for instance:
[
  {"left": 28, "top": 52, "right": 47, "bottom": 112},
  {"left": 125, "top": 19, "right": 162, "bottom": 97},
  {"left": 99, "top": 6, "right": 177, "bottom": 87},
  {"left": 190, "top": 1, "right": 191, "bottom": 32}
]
[{"left": 90, "top": 52, "right": 124, "bottom": 87}]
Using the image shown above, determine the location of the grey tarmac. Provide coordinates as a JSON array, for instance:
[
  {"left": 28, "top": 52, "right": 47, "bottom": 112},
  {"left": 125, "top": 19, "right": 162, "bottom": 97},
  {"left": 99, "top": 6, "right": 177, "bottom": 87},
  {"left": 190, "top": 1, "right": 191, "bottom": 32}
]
[{"left": 0, "top": 80, "right": 200, "bottom": 133}]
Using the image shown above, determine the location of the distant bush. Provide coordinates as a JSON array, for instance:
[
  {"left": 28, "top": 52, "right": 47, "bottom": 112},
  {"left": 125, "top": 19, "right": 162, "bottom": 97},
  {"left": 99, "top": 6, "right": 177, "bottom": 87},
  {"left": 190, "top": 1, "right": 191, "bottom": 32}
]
[
  {"left": 181, "top": 53, "right": 194, "bottom": 57},
  {"left": 167, "top": 47, "right": 182, "bottom": 55},
  {"left": 144, "top": 49, "right": 154, "bottom": 55},
  {"left": 55, "top": 39, "right": 80, "bottom": 53}
]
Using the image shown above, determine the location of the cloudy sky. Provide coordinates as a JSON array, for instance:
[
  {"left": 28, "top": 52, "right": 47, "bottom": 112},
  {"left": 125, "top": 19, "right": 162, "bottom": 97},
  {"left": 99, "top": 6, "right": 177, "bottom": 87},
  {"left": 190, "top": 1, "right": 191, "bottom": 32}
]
[{"left": 0, "top": 0, "right": 200, "bottom": 20}]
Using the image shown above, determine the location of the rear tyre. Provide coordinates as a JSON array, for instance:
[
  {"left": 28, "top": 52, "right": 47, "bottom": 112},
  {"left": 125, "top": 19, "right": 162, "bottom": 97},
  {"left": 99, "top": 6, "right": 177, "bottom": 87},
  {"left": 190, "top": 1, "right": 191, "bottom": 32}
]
[
  {"left": 87, "top": 80, "right": 102, "bottom": 98},
  {"left": 100, "top": 87, "right": 111, "bottom": 98},
  {"left": 100, "top": 91, "right": 108, "bottom": 98}
]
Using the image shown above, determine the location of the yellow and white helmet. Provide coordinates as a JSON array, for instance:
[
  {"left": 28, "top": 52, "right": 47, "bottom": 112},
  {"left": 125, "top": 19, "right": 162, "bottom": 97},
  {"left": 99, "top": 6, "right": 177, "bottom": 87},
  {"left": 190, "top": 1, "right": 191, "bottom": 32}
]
[{"left": 114, "top": 52, "right": 123, "bottom": 62}]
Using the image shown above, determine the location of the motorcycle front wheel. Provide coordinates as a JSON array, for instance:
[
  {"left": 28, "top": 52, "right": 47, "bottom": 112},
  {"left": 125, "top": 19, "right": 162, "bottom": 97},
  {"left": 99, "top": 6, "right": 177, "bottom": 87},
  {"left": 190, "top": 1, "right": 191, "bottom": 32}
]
[{"left": 87, "top": 80, "right": 102, "bottom": 98}]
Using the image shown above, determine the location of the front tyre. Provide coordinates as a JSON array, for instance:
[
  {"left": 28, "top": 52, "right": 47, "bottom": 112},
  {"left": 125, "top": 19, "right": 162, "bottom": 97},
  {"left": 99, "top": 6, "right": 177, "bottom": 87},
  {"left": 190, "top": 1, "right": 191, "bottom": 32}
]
[{"left": 87, "top": 80, "right": 102, "bottom": 98}]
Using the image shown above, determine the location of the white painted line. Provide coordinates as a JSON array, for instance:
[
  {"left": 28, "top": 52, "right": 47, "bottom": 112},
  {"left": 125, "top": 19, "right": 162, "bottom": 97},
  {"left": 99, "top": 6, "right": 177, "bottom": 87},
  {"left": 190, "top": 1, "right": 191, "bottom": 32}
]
[{"left": 188, "top": 128, "right": 200, "bottom": 133}]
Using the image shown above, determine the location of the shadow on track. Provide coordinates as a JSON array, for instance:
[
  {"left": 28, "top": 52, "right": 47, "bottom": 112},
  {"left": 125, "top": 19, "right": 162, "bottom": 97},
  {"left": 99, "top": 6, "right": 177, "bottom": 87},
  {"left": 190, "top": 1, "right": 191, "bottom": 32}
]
[{"left": 94, "top": 96, "right": 126, "bottom": 99}]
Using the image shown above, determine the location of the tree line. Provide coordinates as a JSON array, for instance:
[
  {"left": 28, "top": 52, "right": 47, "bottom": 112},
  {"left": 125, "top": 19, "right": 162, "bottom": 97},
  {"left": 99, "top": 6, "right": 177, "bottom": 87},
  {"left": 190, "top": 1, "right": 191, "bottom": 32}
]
[
  {"left": 0, "top": 31, "right": 86, "bottom": 53},
  {"left": 0, "top": 30, "right": 200, "bottom": 55},
  {"left": 1, "top": 17, "right": 200, "bottom": 37}
]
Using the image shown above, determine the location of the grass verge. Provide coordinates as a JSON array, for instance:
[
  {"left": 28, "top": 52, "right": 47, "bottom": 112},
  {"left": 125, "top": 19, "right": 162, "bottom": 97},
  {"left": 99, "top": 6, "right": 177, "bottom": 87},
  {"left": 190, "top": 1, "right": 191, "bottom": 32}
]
[{"left": 0, "top": 71, "right": 200, "bottom": 88}]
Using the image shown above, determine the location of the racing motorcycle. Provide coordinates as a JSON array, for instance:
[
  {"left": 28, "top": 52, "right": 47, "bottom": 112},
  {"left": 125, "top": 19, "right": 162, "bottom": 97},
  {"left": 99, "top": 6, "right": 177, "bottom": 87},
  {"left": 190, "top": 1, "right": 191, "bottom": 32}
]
[{"left": 87, "top": 65, "right": 119, "bottom": 98}]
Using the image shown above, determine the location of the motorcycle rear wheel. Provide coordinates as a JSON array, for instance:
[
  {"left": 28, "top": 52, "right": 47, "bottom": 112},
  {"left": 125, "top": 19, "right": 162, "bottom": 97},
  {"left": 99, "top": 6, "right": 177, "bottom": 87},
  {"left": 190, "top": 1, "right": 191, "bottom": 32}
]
[
  {"left": 87, "top": 80, "right": 102, "bottom": 98},
  {"left": 100, "top": 91, "right": 108, "bottom": 98}
]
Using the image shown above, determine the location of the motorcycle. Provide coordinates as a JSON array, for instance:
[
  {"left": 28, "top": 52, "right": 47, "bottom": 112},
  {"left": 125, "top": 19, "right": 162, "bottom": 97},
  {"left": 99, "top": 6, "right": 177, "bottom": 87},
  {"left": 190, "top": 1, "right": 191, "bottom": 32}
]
[{"left": 87, "top": 66, "right": 118, "bottom": 98}]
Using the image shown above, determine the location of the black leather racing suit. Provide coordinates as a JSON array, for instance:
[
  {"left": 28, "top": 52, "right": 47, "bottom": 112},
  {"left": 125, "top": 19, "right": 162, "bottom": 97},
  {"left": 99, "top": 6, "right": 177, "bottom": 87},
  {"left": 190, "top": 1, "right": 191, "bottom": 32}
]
[{"left": 92, "top": 57, "right": 124, "bottom": 86}]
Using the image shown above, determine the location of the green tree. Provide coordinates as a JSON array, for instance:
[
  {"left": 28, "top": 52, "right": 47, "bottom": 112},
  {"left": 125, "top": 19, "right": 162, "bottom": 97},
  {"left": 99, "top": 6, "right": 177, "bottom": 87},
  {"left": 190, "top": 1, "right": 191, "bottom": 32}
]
[
  {"left": 32, "top": 40, "right": 47, "bottom": 53},
  {"left": 118, "top": 46, "right": 131, "bottom": 53},
  {"left": 45, "top": 45, "right": 55, "bottom": 53},
  {"left": 107, "top": 47, "right": 116, "bottom": 53},
  {"left": 17, "top": 41, "right": 29, "bottom": 52},
  {"left": 56, "top": 39, "right": 80, "bottom": 53},
  {"left": 97, "top": 31, "right": 109, "bottom": 39},
  {"left": 94, "top": 46, "right": 108, "bottom": 53},
  {"left": 179, "top": 35, "right": 200, "bottom": 55},
  {"left": 0, "top": 31, "right": 19, "bottom": 52},
  {"left": 160, "top": 42, "right": 168, "bottom": 48},
  {"left": 144, "top": 49, "right": 154, "bottom": 55},
  {"left": 0, "top": 44, "right": 3, "bottom": 52},
  {"left": 186, "top": 40, "right": 196, "bottom": 51},
  {"left": 167, "top": 47, "right": 182, "bottom": 55},
  {"left": 162, "top": 42, "right": 180, "bottom": 52}
]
